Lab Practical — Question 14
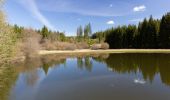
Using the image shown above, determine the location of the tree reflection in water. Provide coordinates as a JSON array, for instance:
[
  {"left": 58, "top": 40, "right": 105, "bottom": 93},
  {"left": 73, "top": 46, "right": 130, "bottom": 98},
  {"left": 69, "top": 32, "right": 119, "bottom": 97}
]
[
  {"left": 92, "top": 53, "right": 170, "bottom": 86},
  {"left": 1, "top": 53, "right": 170, "bottom": 100}
]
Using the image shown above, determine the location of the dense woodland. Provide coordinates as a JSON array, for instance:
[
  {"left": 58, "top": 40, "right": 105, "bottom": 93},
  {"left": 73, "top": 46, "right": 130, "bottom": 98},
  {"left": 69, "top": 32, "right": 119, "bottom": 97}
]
[{"left": 93, "top": 13, "right": 170, "bottom": 49}]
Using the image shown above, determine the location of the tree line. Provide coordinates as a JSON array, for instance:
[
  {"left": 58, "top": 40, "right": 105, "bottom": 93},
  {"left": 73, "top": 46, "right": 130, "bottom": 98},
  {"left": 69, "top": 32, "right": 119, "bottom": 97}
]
[
  {"left": 13, "top": 25, "right": 67, "bottom": 42},
  {"left": 93, "top": 13, "right": 170, "bottom": 49},
  {"left": 76, "top": 23, "right": 92, "bottom": 41}
]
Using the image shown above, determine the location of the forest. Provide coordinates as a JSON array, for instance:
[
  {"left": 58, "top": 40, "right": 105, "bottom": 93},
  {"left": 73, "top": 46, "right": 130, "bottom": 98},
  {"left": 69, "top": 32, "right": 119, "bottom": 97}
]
[{"left": 93, "top": 13, "right": 170, "bottom": 49}]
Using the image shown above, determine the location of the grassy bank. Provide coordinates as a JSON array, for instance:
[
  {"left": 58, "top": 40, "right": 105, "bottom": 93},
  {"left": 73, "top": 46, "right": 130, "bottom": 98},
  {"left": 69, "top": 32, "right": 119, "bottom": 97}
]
[{"left": 39, "top": 49, "right": 170, "bottom": 55}]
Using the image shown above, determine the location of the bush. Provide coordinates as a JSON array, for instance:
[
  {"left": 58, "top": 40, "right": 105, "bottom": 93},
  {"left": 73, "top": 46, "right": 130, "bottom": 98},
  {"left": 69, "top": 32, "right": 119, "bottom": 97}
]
[
  {"left": 65, "top": 44, "right": 77, "bottom": 50},
  {"left": 41, "top": 41, "right": 77, "bottom": 50},
  {"left": 91, "top": 43, "right": 109, "bottom": 50},
  {"left": 40, "top": 39, "right": 56, "bottom": 50},
  {"left": 91, "top": 44, "right": 102, "bottom": 50},
  {"left": 101, "top": 43, "right": 109, "bottom": 49},
  {"left": 20, "top": 29, "right": 41, "bottom": 58},
  {"left": 76, "top": 42, "right": 89, "bottom": 49}
]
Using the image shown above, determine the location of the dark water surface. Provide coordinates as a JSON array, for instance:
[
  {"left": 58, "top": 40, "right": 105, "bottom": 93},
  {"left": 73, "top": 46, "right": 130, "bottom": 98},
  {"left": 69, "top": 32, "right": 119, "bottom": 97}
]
[{"left": 1, "top": 53, "right": 170, "bottom": 100}]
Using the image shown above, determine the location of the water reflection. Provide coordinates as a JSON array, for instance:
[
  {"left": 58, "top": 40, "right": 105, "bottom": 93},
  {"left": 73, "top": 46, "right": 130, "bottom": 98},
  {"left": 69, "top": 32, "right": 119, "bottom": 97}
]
[
  {"left": 97, "top": 54, "right": 170, "bottom": 86},
  {"left": 0, "top": 53, "right": 170, "bottom": 100},
  {"left": 0, "top": 65, "right": 18, "bottom": 100},
  {"left": 77, "top": 57, "right": 93, "bottom": 71}
]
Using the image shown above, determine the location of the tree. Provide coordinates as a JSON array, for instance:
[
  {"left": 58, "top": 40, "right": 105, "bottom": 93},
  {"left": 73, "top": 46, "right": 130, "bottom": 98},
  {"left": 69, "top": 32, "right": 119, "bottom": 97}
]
[
  {"left": 0, "top": 1, "right": 17, "bottom": 63},
  {"left": 84, "top": 23, "right": 92, "bottom": 39},
  {"left": 105, "top": 27, "right": 123, "bottom": 48},
  {"left": 41, "top": 25, "right": 50, "bottom": 38},
  {"left": 123, "top": 25, "right": 137, "bottom": 48},
  {"left": 13, "top": 24, "right": 23, "bottom": 38},
  {"left": 138, "top": 18, "right": 148, "bottom": 48},
  {"left": 87, "top": 23, "right": 92, "bottom": 36},
  {"left": 159, "top": 13, "right": 170, "bottom": 48},
  {"left": 92, "top": 31, "right": 106, "bottom": 43},
  {"left": 138, "top": 16, "right": 160, "bottom": 48},
  {"left": 76, "top": 25, "right": 83, "bottom": 41},
  {"left": 84, "top": 25, "right": 88, "bottom": 39},
  {"left": 147, "top": 16, "right": 160, "bottom": 48},
  {"left": 96, "top": 31, "right": 103, "bottom": 43},
  {"left": 59, "top": 32, "right": 66, "bottom": 41},
  {"left": 103, "top": 16, "right": 161, "bottom": 49}
]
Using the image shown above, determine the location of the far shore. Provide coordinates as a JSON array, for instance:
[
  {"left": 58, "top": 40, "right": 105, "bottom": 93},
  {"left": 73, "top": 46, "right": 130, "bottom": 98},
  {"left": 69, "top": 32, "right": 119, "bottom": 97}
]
[{"left": 39, "top": 49, "right": 170, "bottom": 55}]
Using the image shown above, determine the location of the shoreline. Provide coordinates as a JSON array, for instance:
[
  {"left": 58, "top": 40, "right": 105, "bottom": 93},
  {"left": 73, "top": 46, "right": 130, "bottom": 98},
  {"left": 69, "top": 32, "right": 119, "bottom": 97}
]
[
  {"left": 2, "top": 49, "right": 170, "bottom": 65},
  {"left": 39, "top": 49, "right": 170, "bottom": 55}
]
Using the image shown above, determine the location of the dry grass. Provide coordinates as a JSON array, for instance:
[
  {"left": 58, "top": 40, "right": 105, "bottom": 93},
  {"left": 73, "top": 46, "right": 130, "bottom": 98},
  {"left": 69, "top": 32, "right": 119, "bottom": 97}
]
[
  {"left": 41, "top": 40, "right": 89, "bottom": 50},
  {"left": 76, "top": 42, "right": 89, "bottom": 49}
]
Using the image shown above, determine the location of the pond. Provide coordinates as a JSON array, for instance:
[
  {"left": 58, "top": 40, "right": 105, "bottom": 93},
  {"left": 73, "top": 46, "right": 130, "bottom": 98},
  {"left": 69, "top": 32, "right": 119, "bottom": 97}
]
[{"left": 0, "top": 53, "right": 170, "bottom": 100}]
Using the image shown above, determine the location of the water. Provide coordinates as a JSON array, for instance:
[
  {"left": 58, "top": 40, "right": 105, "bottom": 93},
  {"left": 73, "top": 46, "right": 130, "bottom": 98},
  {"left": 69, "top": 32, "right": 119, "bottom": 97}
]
[{"left": 0, "top": 53, "right": 170, "bottom": 100}]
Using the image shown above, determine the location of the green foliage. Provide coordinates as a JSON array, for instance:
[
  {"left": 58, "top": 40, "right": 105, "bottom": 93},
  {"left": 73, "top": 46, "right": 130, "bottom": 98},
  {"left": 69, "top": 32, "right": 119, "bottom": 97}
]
[
  {"left": 41, "top": 25, "right": 50, "bottom": 38},
  {"left": 159, "top": 13, "right": 170, "bottom": 48},
  {"left": 99, "top": 15, "right": 162, "bottom": 49},
  {"left": 123, "top": 25, "right": 137, "bottom": 48},
  {"left": 87, "top": 39, "right": 97, "bottom": 46},
  {"left": 92, "top": 31, "right": 107, "bottom": 43},
  {"left": 59, "top": 32, "right": 66, "bottom": 41},
  {"left": 137, "top": 17, "right": 160, "bottom": 48},
  {"left": 0, "top": 11, "right": 17, "bottom": 63},
  {"left": 13, "top": 24, "right": 24, "bottom": 38},
  {"left": 77, "top": 25, "right": 83, "bottom": 42},
  {"left": 105, "top": 27, "right": 124, "bottom": 48},
  {"left": 84, "top": 23, "right": 92, "bottom": 39}
]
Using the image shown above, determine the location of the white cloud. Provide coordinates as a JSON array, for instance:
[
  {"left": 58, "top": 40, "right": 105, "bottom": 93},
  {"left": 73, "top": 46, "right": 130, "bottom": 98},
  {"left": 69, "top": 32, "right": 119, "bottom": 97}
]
[
  {"left": 134, "top": 79, "right": 146, "bottom": 84},
  {"left": 16, "top": 0, "right": 56, "bottom": 30},
  {"left": 107, "top": 20, "right": 115, "bottom": 25},
  {"left": 133, "top": 5, "right": 146, "bottom": 12}
]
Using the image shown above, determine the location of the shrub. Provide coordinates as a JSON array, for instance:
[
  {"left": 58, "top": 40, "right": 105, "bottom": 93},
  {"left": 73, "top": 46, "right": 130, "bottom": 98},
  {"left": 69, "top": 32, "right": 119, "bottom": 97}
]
[
  {"left": 76, "top": 42, "right": 89, "bottom": 49},
  {"left": 65, "top": 43, "right": 77, "bottom": 50},
  {"left": 91, "top": 44, "right": 102, "bottom": 50},
  {"left": 20, "top": 29, "right": 41, "bottom": 58},
  {"left": 91, "top": 43, "right": 109, "bottom": 50},
  {"left": 101, "top": 43, "right": 110, "bottom": 49},
  {"left": 41, "top": 41, "right": 77, "bottom": 50}
]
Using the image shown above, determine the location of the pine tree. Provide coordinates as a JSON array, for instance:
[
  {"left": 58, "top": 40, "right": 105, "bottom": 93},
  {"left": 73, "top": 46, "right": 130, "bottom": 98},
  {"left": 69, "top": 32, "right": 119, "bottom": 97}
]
[
  {"left": 84, "top": 23, "right": 92, "bottom": 39},
  {"left": 159, "top": 13, "right": 170, "bottom": 48},
  {"left": 13, "top": 24, "right": 23, "bottom": 38},
  {"left": 84, "top": 25, "right": 88, "bottom": 39},
  {"left": 87, "top": 23, "right": 92, "bottom": 36},
  {"left": 123, "top": 25, "right": 137, "bottom": 48},
  {"left": 76, "top": 25, "right": 83, "bottom": 41},
  {"left": 147, "top": 16, "right": 159, "bottom": 48},
  {"left": 41, "top": 25, "right": 50, "bottom": 38}
]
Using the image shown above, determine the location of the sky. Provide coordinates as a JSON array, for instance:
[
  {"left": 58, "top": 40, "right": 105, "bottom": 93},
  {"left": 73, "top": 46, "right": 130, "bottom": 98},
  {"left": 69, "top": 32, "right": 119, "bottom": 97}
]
[{"left": 4, "top": 0, "right": 170, "bottom": 36}]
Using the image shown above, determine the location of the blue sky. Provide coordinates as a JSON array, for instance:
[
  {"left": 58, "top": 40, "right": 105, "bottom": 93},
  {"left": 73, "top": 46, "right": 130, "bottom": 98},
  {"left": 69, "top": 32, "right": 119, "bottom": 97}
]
[{"left": 4, "top": 0, "right": 170, "bottom": 36}]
